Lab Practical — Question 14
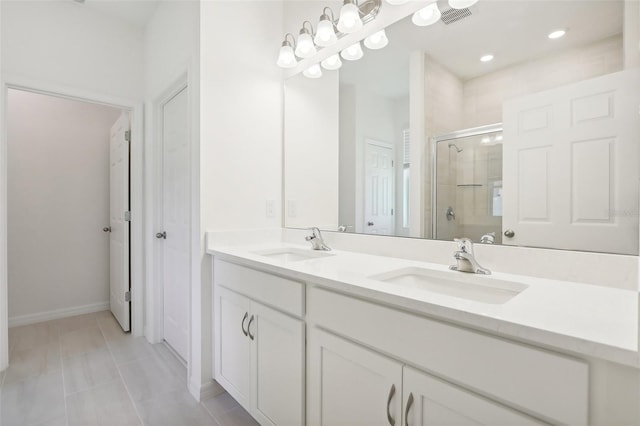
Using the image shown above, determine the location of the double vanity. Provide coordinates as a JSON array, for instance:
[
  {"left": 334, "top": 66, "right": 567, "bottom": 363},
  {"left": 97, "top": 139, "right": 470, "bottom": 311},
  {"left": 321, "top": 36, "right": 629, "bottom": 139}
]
[{"left": 207, "top": 229, "right": 639, "bottom": 426}]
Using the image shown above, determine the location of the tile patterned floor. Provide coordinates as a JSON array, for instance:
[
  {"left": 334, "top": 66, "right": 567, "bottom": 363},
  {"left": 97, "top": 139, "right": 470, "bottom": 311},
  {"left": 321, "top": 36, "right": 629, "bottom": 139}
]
[{"left": 0, "top": 311, "right": 258, "bottom": 426}]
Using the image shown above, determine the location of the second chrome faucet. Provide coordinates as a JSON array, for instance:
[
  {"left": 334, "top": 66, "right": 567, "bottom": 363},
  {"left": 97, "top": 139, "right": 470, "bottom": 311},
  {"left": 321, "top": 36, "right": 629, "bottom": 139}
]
[{"left": 450, "top": 238, "right": 491, "bottom": 275}]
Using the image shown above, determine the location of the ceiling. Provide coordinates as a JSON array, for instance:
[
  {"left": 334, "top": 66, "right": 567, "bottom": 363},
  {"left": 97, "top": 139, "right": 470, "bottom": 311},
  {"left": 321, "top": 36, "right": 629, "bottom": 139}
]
[
  {"left": 340, "top": 0, "right": 624, "bottom": 98},
  {"left": 75, "top": 0, "right": 160, "bottom": 28}
]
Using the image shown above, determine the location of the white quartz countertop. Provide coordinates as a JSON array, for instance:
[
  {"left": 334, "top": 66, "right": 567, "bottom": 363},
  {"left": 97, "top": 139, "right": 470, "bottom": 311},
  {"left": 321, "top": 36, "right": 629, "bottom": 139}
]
[{"left": 207, "top": 240, "right": 639, "bottom": 367}]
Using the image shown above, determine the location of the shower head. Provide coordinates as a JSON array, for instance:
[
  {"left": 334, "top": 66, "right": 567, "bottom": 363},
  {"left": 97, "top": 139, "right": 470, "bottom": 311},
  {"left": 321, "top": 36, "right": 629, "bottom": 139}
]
[{"left": 448, "top": 143, "right": 463, "bottom": 153}]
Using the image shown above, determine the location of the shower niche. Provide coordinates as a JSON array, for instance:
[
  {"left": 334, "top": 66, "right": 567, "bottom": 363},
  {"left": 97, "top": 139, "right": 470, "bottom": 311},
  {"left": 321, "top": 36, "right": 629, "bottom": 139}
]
[{"left": 432, "top": 124, "right": 503, "bottom": 243}]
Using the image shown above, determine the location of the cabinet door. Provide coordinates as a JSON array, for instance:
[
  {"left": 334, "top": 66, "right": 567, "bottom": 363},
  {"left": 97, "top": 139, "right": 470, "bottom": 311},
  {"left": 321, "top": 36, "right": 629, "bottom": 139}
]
[
  {"left": 402, "top": 366, "right": 547, "bottom": 426},
  {"left": 308, "top": 328, "right": 402, "bottom": 426},
  {"left": 216, "top": 287, "right": 252, "bottom": 408},
  {"left": 250, "top": 302, "right": 305, "bottom": 426}
]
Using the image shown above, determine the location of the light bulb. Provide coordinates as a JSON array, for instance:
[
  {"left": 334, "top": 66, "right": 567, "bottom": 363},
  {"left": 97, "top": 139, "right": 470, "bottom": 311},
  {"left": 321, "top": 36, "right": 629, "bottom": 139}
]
[
  {"left": 295, "top": 31, "right": 317, "bottom": 58},
  {"left": 364, "top": 29, "right": 389, "bottom": 50},
  {"left": 412, "top": 3, "right": 441, "bottom": 26},
  {"left": 277, "top": 42, "right": 297, "bottom": 68},
  {"left": 315, "top": 15, "right": 337, "bottom": 47},
  {"left": 303, "top": 63, "right": 323, "bottom": 79},
  {"left": 340, "top": 42, "right": 364, "bottom": 61},
  {"left": 337, "top": 1, "right": 363, "bottom": 34},
  {"left": 321, "top": 54, "right": 342, "bottom": 70},
  {"left": 448, "top": 0, "right": 478, "bottom": 9}
]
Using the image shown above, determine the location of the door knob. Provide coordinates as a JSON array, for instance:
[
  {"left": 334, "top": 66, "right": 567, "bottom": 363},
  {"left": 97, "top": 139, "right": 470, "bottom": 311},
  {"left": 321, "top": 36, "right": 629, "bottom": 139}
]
[
  {"left": 156, "top": 232, "right": 167, "bottom": 239},
  {"left": 103, "top": 227, "right": 111, "bottom": 233},
  {"left": 367, "top": 221, "right": 374, "bottom": 226},
  {"left": 504, "top": 229, "right": 515, "bottom": 238}
]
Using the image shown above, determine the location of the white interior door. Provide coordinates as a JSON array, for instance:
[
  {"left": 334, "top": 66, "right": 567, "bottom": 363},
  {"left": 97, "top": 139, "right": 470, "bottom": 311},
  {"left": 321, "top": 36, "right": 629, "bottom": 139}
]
[
  {"left": 160, "top": 87, "right": 190, "bottom": 360},
  {"left": 109, "top": 112, "right": 130, "bottom": 332},
  {"left": 364, "top": 140, "right": 395, "bottom": 235},
  {"left": 503, "top": 69, "right": 640, "bottom": 254}
]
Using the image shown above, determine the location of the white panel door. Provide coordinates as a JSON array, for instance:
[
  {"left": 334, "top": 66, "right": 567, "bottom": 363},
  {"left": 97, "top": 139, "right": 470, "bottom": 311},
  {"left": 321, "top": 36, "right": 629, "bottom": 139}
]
[
  {"left": 364, "top": 140, "right": 395, "bottom": 235},
  {"left": 109, "top": 112, "right": 130, "bottom": 332},
  {"left": 307, "top": 327, "right": 402, "bottom": 426},
  {"left": 161, "top": 87, "right": 190, "bottom": 360},
  {"left": 402, "top": 366, "right": 546, "bottom": 426},
  {"left": 250, "top": 302, "right": 305, "bottom": 426},
  {"left": 216, "top": 287, "right": 252, "bottom": 408},
  {"left": 503, "top": 69, "right": 640, "bottom": 253}
]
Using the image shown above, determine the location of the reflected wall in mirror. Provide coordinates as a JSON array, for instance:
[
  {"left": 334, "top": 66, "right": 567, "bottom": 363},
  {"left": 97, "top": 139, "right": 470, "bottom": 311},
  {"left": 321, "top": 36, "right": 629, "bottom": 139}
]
[{"left": 284, "top": 0, "right": 640, "bottom": 255}]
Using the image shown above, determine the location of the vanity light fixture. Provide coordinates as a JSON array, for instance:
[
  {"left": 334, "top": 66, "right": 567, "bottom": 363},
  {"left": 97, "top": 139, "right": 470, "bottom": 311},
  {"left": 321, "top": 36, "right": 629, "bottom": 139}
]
[
  {"left": 448, "top": 0, "right": 478, "bottom": 9},
  {"left": 412, "top": 3, "right": 441, "bottom": 26},
  {"left": 548, "top": 29, "right": 566, "bottom": 39},
  {"left": 341, "top": 41, "right": 364, "bottom": 60},
  {"left": 303, "top": 63, "right": 323, "bottom": 79},
  {"left": 315, "top": 8, "right": 338, "bottom": 47},
  {"left": 277, "top": 33, "right": 298, "bottom": 68},
  {"left": 364, "top": 29, "right": 389, "bottom": 49},
  {"left": 295, "top": 22, "right": 318, "bottom": 59},
  {"left": 480, "top": 54, "right": 494, "bottom": 62},
  {"left": 337, "top": 0, "right": 364, "bottom": 33},
  {"left": 321, "top": 54, "right": 343, "bottom": 70},
  {"left": 277, "top": 0, "right": 382, "bottom": 69}
]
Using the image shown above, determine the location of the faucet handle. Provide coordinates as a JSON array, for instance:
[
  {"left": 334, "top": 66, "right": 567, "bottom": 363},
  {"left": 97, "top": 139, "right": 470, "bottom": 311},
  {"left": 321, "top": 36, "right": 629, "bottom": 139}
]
[{"left": 454, "top": 237, "right": 473, "bottom": 252}]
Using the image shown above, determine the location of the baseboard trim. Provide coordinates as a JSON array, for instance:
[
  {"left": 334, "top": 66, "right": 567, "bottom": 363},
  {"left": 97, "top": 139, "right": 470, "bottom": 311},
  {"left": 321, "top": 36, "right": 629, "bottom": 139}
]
[
  {"left": 189, "top": 379, "right": 225, "bottom": 402},
  {"left": 8, "top": 302, "right": 110, "bottom": 328}
]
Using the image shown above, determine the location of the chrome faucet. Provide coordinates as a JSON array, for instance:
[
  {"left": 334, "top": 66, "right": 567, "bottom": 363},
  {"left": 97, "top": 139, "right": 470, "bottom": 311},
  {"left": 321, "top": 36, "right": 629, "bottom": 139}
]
[
  {"left": 450, "top": 238, "right": 491, "bottom": 275},
  {"left": 480, "top": 232, "right": 496, "bottom": 244},
  {"left": 305, "top": 227, "right": 331, "bottom": 251}
]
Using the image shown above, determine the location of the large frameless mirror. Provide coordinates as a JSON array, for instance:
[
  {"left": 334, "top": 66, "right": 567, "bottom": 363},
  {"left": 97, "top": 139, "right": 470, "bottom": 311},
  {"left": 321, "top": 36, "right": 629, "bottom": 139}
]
[{"left": 284, "top": 0, "right": 640, "bottom": 255}]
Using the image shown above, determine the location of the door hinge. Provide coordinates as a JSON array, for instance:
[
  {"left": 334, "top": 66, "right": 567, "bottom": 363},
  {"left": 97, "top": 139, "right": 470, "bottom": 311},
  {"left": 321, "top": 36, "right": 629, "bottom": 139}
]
[
  {"left": 125, "top": 130, "right": 131, "bottom": 142},
  {"left": 125, "top": 291, "right": 131, "bottom": 302},
  {"left": 124, "top": 211, "right": 131, "bottom": 222}
]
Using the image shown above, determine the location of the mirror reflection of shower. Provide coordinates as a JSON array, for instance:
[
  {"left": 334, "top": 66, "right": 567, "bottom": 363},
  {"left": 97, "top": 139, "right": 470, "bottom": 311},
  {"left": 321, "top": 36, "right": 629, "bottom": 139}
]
[{"left": 432, "top": 124, "right": 503, "bottom": 244}]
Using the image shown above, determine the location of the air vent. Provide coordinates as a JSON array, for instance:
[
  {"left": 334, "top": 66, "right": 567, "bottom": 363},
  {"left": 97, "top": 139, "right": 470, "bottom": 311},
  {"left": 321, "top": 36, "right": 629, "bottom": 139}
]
[{"left": 440, "top": 7, "right": 472, "bottom": 25}]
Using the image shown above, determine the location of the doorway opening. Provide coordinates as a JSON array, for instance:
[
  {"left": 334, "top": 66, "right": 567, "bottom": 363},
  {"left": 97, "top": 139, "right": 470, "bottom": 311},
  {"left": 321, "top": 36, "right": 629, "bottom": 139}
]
[{"left": 6, "top": 88, "right": 134, "bottom": 333}]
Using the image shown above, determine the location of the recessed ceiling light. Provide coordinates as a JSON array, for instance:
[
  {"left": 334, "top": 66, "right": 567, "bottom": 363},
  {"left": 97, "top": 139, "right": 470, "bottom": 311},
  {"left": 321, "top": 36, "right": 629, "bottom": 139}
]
[
  {"left": 480, "top": 54, "right": 494, "bottom": 62},
  {"left": 548, "top": 29, "right": 566, "bottom": 39}
]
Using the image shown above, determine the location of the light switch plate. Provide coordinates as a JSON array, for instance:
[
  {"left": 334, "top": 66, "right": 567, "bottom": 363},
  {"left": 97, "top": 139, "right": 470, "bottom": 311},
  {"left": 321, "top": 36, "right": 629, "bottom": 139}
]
[
  {"left": 287, "top": 200, "right": 297, "bottom": 217},
  {"left": 266, "top": 200, "right": 275, "bottom": 218}
]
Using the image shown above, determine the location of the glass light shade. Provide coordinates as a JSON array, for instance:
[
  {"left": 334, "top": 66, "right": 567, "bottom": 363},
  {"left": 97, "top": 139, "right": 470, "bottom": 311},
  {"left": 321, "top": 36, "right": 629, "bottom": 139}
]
[
  {"left": 412, "top": 3, "right": 441, "bottom": 26},
  {"left": 315, "top": 17, "right": 337, "bottom": 47},
  {"left": 364, "top": 29, "right": 389, "bottom": 50},
  {"left": 295, "top": 32, "right": 317, "bottom": 58},
  {"left": 303, "top": 63, "right": 323, "bottom": 79},
  {"left": 337, "top": 2, "right": 363, "bottom": 34},
  {"left": 321, "top": 54, "right": 342, "bottom": 70},
  {"left": 385, "top": 0, "right": 410, "bottom": 4},
  {"left": 340, "top": 42, "right": 364, "bottom": 61},
  {"left": 448, "top": 0, "right": 478, "bottom": 9},
  {"left": 277, "top": 43, "right": 297, "bottom": 68}
]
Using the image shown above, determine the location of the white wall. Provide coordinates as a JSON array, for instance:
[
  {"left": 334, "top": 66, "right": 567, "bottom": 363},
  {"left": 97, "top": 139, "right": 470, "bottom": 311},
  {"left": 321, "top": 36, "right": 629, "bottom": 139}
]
[
  {"left": 141, "top": 0, "right": 202, "bottom": 397},
  {"left": 1, "top": 0, "right": 144, "bottom": 100},
  {"left": 200, "top": 0, "right": 284, "bottom": 398},
  {"left": 7, "top": 89, "right": 121, "bottom": 321}
]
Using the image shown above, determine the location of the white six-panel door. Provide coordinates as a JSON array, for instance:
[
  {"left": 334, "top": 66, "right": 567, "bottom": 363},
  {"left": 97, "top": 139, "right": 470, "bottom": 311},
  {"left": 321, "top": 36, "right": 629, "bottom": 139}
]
[
  {"left": 502, "top": 69, "right": 640, "bottom": 254},
  {"left": 109, "top": 112, "right": 130, "bottom": 331},
  {"left": 364, "top": 140, "right": 395, "bottom": 235},
  {"left": 161, "top": 87, "right": 190, "bottom": 360}
]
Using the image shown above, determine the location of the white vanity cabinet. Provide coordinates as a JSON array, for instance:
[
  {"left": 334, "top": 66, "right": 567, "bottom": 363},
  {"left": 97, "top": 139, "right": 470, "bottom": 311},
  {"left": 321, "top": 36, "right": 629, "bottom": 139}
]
[
  {"left": 214, "top": 260, "right": 305, "bottom": 426},
  {"left": 308, "top": 327, "right": 545, "bottom": 426}
]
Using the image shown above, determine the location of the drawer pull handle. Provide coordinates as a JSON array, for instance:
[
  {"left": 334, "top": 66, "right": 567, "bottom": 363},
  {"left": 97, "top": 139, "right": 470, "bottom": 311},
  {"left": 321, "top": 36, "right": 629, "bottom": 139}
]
[
  {"left": 241, "top": 312, "right": 248, "bottom": 336},
  {"left": 386, "top": 384, "right": 396, "bottom": 426},
  {"left": 404, "top": 392, "right": 414, "bottom": 426},
  {"left": 247, "top": 315, "right": 255, "bottom": 340}
]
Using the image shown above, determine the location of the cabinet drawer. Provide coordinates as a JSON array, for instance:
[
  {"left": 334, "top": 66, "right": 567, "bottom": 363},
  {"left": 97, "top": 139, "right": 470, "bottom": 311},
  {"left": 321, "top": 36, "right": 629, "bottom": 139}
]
[
  {"left": 214, "top": 259, "right": 305, "bottom": 317},
  {"left": 308, "top": 286, "right": 588, "bottom": 425}
]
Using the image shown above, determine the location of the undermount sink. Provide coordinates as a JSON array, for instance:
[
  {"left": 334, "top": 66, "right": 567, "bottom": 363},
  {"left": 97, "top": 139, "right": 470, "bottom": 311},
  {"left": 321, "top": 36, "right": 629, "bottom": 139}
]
[
  {"left": 370, "top": 267, "right": 528, "bottom": 304},
  {"left": 252, "top": 247, "right": 334, "bottom": 262}
]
